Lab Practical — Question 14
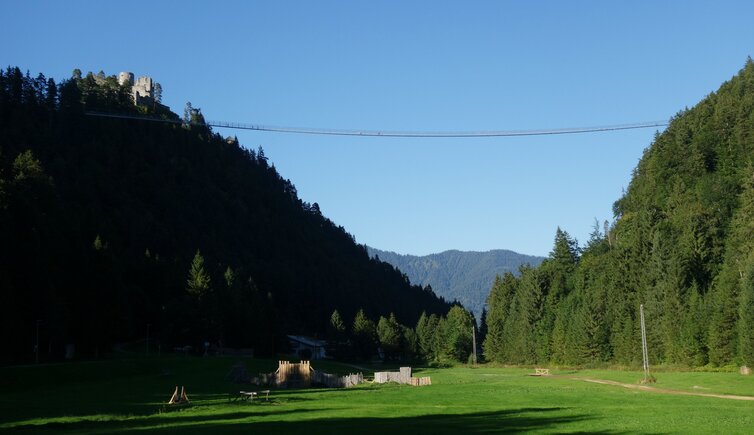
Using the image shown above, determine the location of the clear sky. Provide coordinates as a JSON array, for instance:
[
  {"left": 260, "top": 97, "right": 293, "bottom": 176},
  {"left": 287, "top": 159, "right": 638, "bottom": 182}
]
[{"left": 4, "top": 1, "right": 754, "bottom": 257}]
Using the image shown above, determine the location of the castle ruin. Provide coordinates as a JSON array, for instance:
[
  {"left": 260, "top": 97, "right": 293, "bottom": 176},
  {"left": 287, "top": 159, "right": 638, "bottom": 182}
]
[{"left": 118, "top": 72, "right": 157, "bottom": 105}]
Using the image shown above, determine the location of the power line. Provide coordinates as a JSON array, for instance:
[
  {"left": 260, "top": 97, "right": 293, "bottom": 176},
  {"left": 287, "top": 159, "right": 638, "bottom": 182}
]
[{"left": 85, "top": 111, "right": 668, "bottom": 138}]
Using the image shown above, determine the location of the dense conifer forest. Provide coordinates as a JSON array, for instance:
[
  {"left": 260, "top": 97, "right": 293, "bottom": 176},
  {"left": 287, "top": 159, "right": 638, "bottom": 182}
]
[
  {"left": 484, "top": 59, "right": 754, "bottom": 368},
  {"left": 0, "top": 67, "right": 451, "bottom": 363}
]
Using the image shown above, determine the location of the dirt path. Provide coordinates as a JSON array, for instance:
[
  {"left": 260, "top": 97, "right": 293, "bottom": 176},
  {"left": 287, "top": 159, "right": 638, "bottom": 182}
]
[{"left": 562, "top": 376, "right": 754, "bottom": 401}]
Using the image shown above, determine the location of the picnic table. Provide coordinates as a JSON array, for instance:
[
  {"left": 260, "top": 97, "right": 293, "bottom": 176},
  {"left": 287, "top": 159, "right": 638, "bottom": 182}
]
[{"left": 231, "top": 389, "right": 270, "bottom": 402}]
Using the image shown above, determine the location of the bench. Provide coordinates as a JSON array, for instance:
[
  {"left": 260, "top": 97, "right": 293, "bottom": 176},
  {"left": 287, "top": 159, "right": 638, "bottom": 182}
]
[
  {"left": 230, "top": 390, "right": 271, "bottom": 402},
  {"left": 533, "top": 368, "right": 550, "bottom": 376}
]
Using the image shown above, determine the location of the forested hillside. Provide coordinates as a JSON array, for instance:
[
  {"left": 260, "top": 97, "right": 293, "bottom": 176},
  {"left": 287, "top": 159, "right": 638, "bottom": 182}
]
[
  {"left": 484, "top": 59, "right": 754, "bottom": 367},
  {"left": 0, "top": 67, "right": 450, "bottom": 363},
  {"left": 367, "top": 247, "right": 543, "bottom": 321}
]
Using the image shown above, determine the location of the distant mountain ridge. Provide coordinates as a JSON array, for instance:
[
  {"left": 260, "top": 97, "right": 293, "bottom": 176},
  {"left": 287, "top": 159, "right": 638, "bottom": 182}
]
[{"left": 367, "top": 247, "right": 544, "bottom": 320}]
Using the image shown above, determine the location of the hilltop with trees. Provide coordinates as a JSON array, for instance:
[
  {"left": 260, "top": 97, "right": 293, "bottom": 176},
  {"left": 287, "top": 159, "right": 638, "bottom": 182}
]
[
  {"left": 0, "top": 67, "right": 451, "bottom": 363},
  {"left": 483, "top": 59, "right": 754, "bottom": 368}
]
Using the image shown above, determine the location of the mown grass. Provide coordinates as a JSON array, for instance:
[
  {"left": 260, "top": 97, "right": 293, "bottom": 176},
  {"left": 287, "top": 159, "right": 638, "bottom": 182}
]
[
  {"left": 1, "top": 357, "right": 753, "bottom": 434},
  {"left": 570, "top": 368, "right": 754, "bottom": 397}
]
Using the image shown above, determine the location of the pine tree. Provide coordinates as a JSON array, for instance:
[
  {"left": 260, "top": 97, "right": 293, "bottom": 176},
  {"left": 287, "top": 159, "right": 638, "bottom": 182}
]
[
  {"left": 187, "top": 249, "right": 211, "bottom": 299},
  {"left": 330, "top": 309, "right": 345, "bottom": 336},
  {"left": 416, "top": 312, "right": 439, "bottom": 361},
  {"left": 377, "top": 313, "right": 402, "bottom": 360},
  {"left": 45, "top": 78, "right": 56, "bottom": 110},
  {"left": 433, "top": 316, "right": 449, "bottom": 362},
  {"left": 93, "top": 234, "right": 104, "bottom": 251},
  {"left": 477, "top": 307, "right": 488, "bottom": 362},
  {"left": 573, "top": 287, "right": 608, "bottom": 364},
  {"left": 352, "top": 309, "right": 376, "bottom": 360},
  {"left": 483, "top": 273, "right": 517, "bottom": 362},
  {"left": 550, "top": 298, "right": 573, "bottom": 363},
  {"left": 328, "top": 309, "right": 346, "bottom": 359},
  {"left": 403, "top": 326, "right": 418, "bottom": 361},
  {"left": 154, "top": 83, "right": 163, "bottom": 103},
  {"left": 611, "top": 312, "right": 638, "bottom": 365},
  {"left": 439, "top": 306, "right": 473, "bottom": 362},
  {"left": 505, "top": 267, "right": 542, "bottom": 364},
  {"left": 223, "top": 266, "right": 235, "bottom": 289},
  {"left": 679, "top": 284, "right": 708, "bottom": 366},
  {"left": 708, "top": 274, "right": 739, "bottom": 366},
  {"left": 183, "top": 101, "right": 193, "bottom": 126},
  {"left": 536, "top": 228, "right": 580, "bottom": 362}
]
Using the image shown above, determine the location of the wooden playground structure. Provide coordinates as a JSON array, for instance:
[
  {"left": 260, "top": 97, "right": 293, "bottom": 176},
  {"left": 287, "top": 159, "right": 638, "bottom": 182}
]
[
  {"left": 275, "top": 360, "right": 313, "bottom": 388},
  {"left": 167, "top": 386, "right": 190, "bottom": 405}
]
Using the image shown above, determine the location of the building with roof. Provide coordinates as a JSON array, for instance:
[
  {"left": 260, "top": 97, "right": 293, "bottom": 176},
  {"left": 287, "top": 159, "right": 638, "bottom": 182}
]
[{"left": 287, "top": 335, "right": 328, "bottom": 360}]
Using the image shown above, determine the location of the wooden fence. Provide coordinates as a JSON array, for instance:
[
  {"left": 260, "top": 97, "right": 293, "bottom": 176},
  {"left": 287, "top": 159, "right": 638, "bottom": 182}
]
[
  {"left": 312, "top": 370, "right": 364, "bottom": 388},
  {"left": 245, "top": 360, "right": 365, "bottom": 389},
  {"left": 374, "top": 367, "right": 430, "bottom": 386}
]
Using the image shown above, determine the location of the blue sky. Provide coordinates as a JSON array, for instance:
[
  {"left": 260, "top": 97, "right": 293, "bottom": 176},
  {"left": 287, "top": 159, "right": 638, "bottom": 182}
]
[{"left": 4, "top": 1, "right": 754, "bottom": 256}]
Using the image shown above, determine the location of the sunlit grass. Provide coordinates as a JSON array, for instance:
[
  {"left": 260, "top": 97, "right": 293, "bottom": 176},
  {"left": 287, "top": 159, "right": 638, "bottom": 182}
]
[{"left": 2, "top": 357, "right": 754, "bottom": 433}]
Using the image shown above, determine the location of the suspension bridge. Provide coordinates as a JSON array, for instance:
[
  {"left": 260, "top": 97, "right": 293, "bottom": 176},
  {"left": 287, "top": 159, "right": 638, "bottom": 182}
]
[{"left": 85, "top": 111, "right": 668, "bottom": 138}]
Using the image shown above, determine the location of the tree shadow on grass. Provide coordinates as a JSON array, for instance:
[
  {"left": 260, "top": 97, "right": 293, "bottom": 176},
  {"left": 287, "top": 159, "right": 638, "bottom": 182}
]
[
  {"left": 271, "top": 387, "right": 364, "bottom": 397},
  {"left": 117, "top": 407, "right": 632, "bottom": 434},
  {"left": 5, "top": 408, "right": 327, "bottom": 433}
]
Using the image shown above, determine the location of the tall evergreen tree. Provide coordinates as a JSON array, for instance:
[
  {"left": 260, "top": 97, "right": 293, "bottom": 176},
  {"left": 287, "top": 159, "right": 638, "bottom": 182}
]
[
  {"left": 154, "top": 82, "right": 163, "bottom": 103},
  {"left": 186, "top": 249, "right": 211, "bottom": 299},
  {"left": 416, "top": 311, "right": 439, "bottom": 361},
  {"left": 679, "top": 284, "right": 708, "bottom": 366},
  {"left": 330, "top": 309, "right": 345, "bottom": 336},
  {"left": 377, "top": 313, "right": 402, "bottom": 360},
  {"left": 443, "top": 305, "right": 474, "bottom": 362},
  {"left": 352, "top": 309, "right": 377, "bottom": 360},
  {"left": 402, "top": 326, "right": 418, "bottom": 361},
  {"left": 328, "top": 309, "right": 346, "bottom": 358},
  {"left": 504, "top": 267, "right": 543, "bottom": 364},
  {"left": 483, "top": 273, "right": 517, "bottom": 362}
]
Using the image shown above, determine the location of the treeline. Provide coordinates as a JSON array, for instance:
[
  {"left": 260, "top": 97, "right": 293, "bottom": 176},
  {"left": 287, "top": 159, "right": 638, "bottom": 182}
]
[
  {"left": 0, "top": 67, "right": 451, "bottom": 363},
  {"left": 483, "top": 59, "right": 754, "bottom": 368},
  {"left": 327, "top": 304, "right": 477, "bottom": 364}
]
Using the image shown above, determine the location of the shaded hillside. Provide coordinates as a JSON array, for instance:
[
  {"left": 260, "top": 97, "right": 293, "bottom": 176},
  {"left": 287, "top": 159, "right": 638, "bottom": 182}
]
[
  {"left": 367, "top": 247, "right": 543, "bottom": 320},
  {"left": 0, "top": 67, "right": 450, "bottom": 363},
  {"left": 484, "top": 59, "right": 754, "bottom": 367}
]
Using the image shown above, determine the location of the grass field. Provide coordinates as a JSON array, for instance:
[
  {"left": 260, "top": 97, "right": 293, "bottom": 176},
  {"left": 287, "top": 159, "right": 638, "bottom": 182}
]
[{"left": 2, "top": 357, "right": 754, "bottom": 434}]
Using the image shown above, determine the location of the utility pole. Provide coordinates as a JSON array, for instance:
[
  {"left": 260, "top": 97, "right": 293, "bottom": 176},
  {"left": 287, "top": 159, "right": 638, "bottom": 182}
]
[
  {"left": 640, "top": 304, "right": 650, "bottom": 383},
  {"left": 471, "top": 325, "right": 478, "bottom": 365}
]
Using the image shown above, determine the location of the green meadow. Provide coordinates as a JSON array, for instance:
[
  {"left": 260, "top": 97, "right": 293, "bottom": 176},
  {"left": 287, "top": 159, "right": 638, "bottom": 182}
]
[{"left": 2, "top": 357, "right": 753, "bottom": 434}]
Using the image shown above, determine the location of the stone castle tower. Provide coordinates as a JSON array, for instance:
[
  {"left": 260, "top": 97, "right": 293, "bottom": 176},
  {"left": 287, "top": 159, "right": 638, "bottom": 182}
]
[
  {"left": 118, "top": 71, "right": 154, "bottom": 104},
  {"left": 117, "top": 72, "right": 134, "bottom": 87}
]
